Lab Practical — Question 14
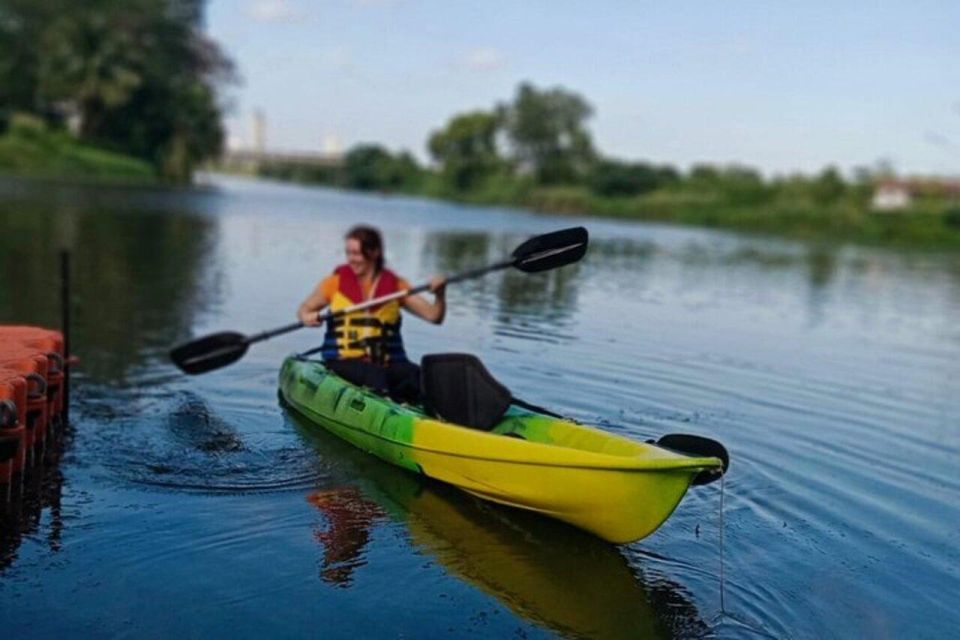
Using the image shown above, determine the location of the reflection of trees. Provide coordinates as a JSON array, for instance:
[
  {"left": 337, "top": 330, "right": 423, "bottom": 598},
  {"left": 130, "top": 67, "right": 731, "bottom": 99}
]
[
  {"left": 419, "top": 231, "right": 492, "bottom": 274},
  {"left": 803, "top": 247, "right": 838, "bottom": 327},
  {"left": 420, "top": 230, "right": 583, "bottom": 340},
  {"left": 939, "top": 255, "right": 960, "bottom": 338},
  {"left": 0, "top": 185, "right": 218, "bottom": 384},
  {"left": 587, "top": 237, "right": 657, "bottom": 271},
  {"left": 294, "top": 412, "right": 708, "bottom": 639},
  {"left": 805, "top": 247, "right": 837, "bottom": 291}
]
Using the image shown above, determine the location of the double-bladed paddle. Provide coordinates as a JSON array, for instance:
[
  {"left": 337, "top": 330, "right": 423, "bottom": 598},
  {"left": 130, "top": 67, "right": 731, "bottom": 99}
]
[{"left": 170, "top": 226, "right": 589, "bottom": 375}]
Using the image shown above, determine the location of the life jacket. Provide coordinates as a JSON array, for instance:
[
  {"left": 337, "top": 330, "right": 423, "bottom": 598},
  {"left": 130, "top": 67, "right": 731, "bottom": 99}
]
[{"left": 320, "top": 265, "right": 408, "bottom": 363}]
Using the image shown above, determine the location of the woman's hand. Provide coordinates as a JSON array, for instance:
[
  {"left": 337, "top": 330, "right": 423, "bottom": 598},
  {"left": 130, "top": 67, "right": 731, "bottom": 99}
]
[
  {"left": 404, "top": 275, "right": 447, "bottom": 324},
  {"left": 298, "top": 281, "right": 330, "bottom": 327},
  {"left": 428, "top": 275, "right": 447, "bottom": 296},
  {"left": 299, "top": 309, "right": 324, "bottom": 327}
]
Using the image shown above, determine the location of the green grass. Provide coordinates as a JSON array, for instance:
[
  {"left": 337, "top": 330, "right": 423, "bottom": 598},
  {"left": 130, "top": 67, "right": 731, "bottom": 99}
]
[
  {"left": 506, "top": 185, "right": 960, "bottom": 247},
  {"left": 0, "top": 126, "right": 156, "bottom": 184},
  {"left": 236, "top": 159, "right": 960, "bottom": 247}
]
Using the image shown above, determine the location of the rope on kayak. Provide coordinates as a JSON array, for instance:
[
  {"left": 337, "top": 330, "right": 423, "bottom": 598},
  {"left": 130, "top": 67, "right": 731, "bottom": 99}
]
[{"left": 710, "top": 474, "right": 781, "bottom": 638}]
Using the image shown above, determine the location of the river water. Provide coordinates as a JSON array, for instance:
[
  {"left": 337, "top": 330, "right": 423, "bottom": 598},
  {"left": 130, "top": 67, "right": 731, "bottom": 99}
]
[{"left": 0, "top": 174, "right": 957, "bottom": 638}]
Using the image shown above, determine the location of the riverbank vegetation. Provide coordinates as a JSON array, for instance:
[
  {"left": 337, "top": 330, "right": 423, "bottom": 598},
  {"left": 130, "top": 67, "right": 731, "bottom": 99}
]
[
  {"left": 0, "top": 113, "right": 155, "bottom": 182},
  {"left": 0, "top": 0, "right": 232, "bottom": 183},
  {"left": 257, "top": 83, "right": 960, "bottom": 246}
]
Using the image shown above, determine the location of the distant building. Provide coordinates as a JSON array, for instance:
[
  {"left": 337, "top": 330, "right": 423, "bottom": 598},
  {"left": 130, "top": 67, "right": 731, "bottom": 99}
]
[
  {"left": 871, "top": 181, "right": 911, "bottom": 211},
  {"left": 871, "top": 178, "right": 960, "bottom": 212},
  {"left": 323, "top": 133, "right": 342, "bottom": 156},
  {"left": 251, "top": 110, "right": 266, "bottom": 153}
]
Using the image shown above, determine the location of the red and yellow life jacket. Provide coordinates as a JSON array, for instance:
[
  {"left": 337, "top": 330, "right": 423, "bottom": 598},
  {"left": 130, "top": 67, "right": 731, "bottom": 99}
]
[{"left": 320, "top": 265, "right": 408, "bottom": 363}]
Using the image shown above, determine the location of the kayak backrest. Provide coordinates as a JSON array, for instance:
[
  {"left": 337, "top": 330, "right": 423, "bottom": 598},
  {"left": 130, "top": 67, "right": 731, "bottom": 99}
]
[{"left": 421, "top": 354, "right": 512, "bottom": 431}]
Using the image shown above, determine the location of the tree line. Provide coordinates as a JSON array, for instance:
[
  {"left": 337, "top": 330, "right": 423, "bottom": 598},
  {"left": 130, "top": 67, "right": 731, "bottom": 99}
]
[
  {"left": 260, "top": 81, "right": 866, "bottom": 212},
  {"left": 0, "top": 0, "right": 232, "bottom": 182}
]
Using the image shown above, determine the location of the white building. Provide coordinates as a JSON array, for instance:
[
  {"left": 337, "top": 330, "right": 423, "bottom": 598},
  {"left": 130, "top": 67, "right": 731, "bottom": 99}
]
[{"left": 871, "top": 182, "right": 911, "bottom": 211}]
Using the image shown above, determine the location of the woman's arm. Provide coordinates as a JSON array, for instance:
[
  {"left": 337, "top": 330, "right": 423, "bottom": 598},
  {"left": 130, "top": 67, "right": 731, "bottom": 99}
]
[
  {"left": 298, "top": 282, "right": 330, "bottom": 326},
  {"left": 402, "top": 276, "right": 446, "bottom": 325}
]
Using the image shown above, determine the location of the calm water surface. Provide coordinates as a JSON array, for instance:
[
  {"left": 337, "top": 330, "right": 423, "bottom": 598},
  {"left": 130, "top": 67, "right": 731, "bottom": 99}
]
[{"left": 0, "top": 174, "right": 957, "bottom": 638}]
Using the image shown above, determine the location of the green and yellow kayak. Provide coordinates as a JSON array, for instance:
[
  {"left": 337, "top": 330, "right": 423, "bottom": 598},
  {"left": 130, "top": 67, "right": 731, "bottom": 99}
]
[{"left": 279, "top": 355, "right": 725, "bottom": 543}]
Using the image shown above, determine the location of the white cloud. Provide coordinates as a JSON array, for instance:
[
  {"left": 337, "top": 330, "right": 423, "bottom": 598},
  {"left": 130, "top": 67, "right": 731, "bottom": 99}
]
[
  {"left": 462, "top": 47, "right": 506, "bottom": 72},
  {"left": 247, "top": 0, "right": 303, "bottom": 23}
]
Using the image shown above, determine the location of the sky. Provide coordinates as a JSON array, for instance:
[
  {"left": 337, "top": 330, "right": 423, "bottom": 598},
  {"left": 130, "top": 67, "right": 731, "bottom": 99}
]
[{"left": 207, "top": 0, "right": 960, "bottom": 176}]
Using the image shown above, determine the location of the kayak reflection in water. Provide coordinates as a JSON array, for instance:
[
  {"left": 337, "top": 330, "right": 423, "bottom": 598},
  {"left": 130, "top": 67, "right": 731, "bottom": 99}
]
[
  {"left": 307, "top": 488, "right": 385, "bottom": 587},
  {"left": 297, "top": 225, "right": 446, "bottom": 404}
]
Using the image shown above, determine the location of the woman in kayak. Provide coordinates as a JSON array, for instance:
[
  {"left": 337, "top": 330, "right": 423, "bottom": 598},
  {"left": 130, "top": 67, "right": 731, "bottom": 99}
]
[{"left": 297, "top": 225, "right": 446, "bottom": 403}]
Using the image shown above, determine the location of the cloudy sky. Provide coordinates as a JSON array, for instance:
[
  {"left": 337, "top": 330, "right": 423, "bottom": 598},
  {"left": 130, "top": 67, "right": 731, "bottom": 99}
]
[{"left": 208, "top": 0, "right": 959, "bottom": 175}]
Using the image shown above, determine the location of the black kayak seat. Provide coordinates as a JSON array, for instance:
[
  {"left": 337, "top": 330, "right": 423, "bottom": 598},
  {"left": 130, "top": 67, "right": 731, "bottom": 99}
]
[{"left": 421, "top": 353, "right": 512, "bottom": 431}]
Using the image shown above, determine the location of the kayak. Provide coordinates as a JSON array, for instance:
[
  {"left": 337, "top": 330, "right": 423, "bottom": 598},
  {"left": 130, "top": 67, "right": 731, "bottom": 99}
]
[
  {"left": 297, "top": 420, "right": 702, "bottom": 637},
  {"left": 279, "top": 355, "right": 726, "bottom": 543}
]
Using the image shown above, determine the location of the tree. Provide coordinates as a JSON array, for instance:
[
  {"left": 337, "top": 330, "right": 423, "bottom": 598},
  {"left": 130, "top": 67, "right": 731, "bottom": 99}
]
[
  {"left": 498, "top": 82, "right": 594, "bottom": 184},
  {"left": 0, "top": 0, "right": 233, "bottom": 181},
  {"left": 689, "top": 164, "right": 721, "bottom": 184},
  {"left": 343, "top": 144, "right": 403, "bottom": 191},
  {"left": 0, "top": 0, "right": 66, "bottom": 121},
  {"left": 36, "top": 3, "right": 146, "bottom": 138},
  {"left": 588, "top": 159, "right": 667, "bottom": 197},
  {"left": 427, "top": 110, "right": 502, "bottom": 190},
  {"left": 811, "top": 166, "right": 846, "bottom": 205}
]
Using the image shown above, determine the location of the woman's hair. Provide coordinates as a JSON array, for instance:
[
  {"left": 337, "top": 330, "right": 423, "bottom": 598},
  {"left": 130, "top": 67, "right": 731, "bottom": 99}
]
[{"left": 345, "top": 225, "right": 384, "bottom": 273}]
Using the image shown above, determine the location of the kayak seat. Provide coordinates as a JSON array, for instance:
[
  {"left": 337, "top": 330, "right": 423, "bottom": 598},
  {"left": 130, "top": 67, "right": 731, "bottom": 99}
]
[{"left": 421, "top": 354, "right": 512, "bottom": 431}]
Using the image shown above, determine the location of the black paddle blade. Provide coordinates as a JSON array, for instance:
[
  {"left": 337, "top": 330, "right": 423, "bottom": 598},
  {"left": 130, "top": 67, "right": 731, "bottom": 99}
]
[
  {"left": 169, "top": 331, "right": 250, "bottom": 375},
  {"left": 656, "top": 433, "right": 730, "bottom": 486},
  {"left": 512, "top": 226, "right": 589, "bottom": 273}
]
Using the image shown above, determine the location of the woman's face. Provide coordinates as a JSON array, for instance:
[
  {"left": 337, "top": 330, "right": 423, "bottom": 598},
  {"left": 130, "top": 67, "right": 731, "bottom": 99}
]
[{"left": 345, "top": 238, "right": 375, "bottom": 277}]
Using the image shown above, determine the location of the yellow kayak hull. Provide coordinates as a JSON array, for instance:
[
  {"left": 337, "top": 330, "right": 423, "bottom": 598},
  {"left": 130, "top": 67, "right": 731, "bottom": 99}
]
[{"left": 280, "top": 356, "right": 723, "bottom": 543}]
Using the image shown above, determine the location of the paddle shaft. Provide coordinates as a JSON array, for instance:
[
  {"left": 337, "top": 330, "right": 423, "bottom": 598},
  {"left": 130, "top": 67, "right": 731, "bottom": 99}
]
[
  {"left": 169, "top": 226, "right": 587, "bottom": 374},
  {"left": 244, "top": 258, "right": 516, "bottom": 346}
]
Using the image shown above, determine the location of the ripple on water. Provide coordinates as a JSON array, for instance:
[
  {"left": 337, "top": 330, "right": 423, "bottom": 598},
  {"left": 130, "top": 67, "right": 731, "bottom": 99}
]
[
  {"left": 75, "top": 386, "right": 325, "bottom": 495},
  {"left": 3, "top": 176, "right": 959, "bottom": 639}
]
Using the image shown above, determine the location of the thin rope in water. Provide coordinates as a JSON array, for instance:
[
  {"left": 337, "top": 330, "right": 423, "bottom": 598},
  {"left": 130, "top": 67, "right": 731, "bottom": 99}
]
[{"left": 719, "top": 472, "right": 726, "bottom": 614}]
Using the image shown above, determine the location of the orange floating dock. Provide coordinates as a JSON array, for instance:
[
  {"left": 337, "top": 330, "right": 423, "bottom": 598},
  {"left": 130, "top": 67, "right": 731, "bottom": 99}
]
[{"left": 0, "top": 326, "right": 68, "bottom": 486}]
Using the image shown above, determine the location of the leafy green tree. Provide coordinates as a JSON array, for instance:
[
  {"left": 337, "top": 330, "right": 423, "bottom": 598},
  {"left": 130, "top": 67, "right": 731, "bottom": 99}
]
[
  {"left": 0, "top": 0, "right": 232, "bottom": 182},
  {"left": 343, "top": 144, "right": 405, "bottom": 191},
  {"left": 427, "top": 110, "right": 503, "bottom": 190},
  {"left": 498, "top": 82, "right": 594, "bottom": 184},
  {"left": 392, "top": 150, "right": 424, "bottom": 190},
  {"left": 36, "top": 4, "right": 145, "bottom": 138},
  {"left": 588, "top": 159, "right": 673, "bottom": 197},
  {"left": 689, "top": 164, "right": 721, "bottom": 184},
  {"left": 0, "top": 0, "right": 65, "bottom": 121},
  {"left": 811, "top": 166, "right": 846, "bottom": 205}
]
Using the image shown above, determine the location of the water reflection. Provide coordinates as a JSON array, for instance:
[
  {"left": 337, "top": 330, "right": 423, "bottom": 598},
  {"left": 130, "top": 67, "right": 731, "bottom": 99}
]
[
  {"left": 1, "top": 176, "right": 958, "bottom": 638},
  {"left": 0, "top": 181, "right": 219, "bottom": 385},
  {"left": 420, "top": 231, "right": 493, "bottom": 274},
  {"left": 295, "top": 413, "right": 709, "bottom": 639},
  {"left": 419, "top": 231, "right": 583, "bottom": 344},
  {"left": 0, "top": 437, "right": 68, "bottom": 573},
  {"left": 308, "top": 487, "right": 384, "bottom": 588}
]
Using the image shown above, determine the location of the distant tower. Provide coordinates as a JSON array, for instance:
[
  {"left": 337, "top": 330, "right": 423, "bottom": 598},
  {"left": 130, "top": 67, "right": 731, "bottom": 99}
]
[
  {"left": 323, "top": 133, "right": 342, "bottom": 157},
  {"left": 252, "top": 110, "right": 266, "bottom": 153}
]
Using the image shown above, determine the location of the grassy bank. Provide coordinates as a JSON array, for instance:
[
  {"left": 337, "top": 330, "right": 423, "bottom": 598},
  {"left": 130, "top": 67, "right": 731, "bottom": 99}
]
[
  {"left": 0, "top": 117, "right": 156, "bottom": 184},
  {"left": 406, "top": 173, "right": 960, "bottom": 247},
  {"left": 513, "top": 185, "right": 960, "bottom": 246},
  {"left": 248, "top": 156, "right": 960, "bottom": 247}
]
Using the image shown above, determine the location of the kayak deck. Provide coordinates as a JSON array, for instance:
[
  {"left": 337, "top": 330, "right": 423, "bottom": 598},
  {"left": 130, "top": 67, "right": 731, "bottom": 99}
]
[{"left": 280, "top": 355, "right": 723, "bottom": 543}]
